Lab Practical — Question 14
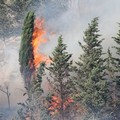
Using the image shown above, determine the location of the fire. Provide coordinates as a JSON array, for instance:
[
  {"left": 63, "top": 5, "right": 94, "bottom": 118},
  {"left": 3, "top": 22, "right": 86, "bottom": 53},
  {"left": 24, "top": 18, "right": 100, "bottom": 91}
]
[
  {"left": 32, "top": 18, "right": 50, "bottom": 68},
  {"left": 48, "top": 95, "right": 74, "bottom": 115}
]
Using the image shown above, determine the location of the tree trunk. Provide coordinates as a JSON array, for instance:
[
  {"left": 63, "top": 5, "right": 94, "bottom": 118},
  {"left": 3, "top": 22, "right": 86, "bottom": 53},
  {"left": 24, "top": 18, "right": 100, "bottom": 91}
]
[
  {"left": 60, "top": 78, "right": 65, "bottom": 120},
  {"left": 6, "top": 87, "right": 10, "bottom": 109}
]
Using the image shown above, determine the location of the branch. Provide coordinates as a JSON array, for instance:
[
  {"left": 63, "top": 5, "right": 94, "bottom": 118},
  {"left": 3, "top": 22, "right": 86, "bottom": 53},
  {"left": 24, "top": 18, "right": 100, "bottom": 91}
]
[{"left": 0, "top": 88, "right": 7, "bottom": 94}]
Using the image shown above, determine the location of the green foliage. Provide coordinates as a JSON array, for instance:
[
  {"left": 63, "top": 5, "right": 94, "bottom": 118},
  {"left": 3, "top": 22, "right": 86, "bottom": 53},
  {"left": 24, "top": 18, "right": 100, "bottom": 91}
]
[
  {"left": 103, "top": 24, "right": 120, "bottom": 119},
  {"left": 17, "top": 62, "right": 51, "bottom": 120},
  {"left": 48, "top": 35, "right": 75, "bottom": 119},
  {"left": 33, "top": 62, "right": 45, "bottom": 95},
  {"left": 17, "top": 14, "right": 120, "bottom": 120},
  {"left": 106, "top": 48, "right": 119, "bottom": 100},
  {"left": 112, "top": 23, "right": 120, "bottom": 84},
  {"left": 76, "top": 18, "right": 108, "bottom": 115},
  {"left": 48, "top": 35, "right": 73, "bottom": 96},
  {"left": 19, "top": 11, "right": 35, "bottom": 76},
  {"left": 33, "top": 63, "right": 51, "bottom": 120},
  {"left": 111, "top": 23, "right": 120, "bottom": 109}
]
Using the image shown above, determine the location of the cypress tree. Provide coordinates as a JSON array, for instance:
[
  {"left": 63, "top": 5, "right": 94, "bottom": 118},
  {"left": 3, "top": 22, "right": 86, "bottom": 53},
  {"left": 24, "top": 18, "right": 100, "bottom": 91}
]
[
  {"left": 76, "top": 18, "right": 108, "bottom": 118},
  {"left": 47, "top": 35, "right": 74, "bottom": 120},
  {"left": 19, "top": 11, "right": 35, "bottom": 89}
]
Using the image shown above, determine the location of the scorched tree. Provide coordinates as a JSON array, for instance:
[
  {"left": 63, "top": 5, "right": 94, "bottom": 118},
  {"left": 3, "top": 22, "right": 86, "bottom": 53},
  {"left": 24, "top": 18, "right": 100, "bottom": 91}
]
[{"left": 19, "top": 11, "right": 35, "bottom": 90}]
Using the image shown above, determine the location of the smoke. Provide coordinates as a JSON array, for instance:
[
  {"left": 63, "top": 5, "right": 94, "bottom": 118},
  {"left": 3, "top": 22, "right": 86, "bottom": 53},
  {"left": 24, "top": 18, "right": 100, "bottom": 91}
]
[
  {"left": 36, "top": 0, "right": 82, "bottom": 59},
  {"left": 0, "top": 37, "right": 26, "bottom": 109},
  {"left": 0, "top": 0, "right": 120, "bottom": 117},
  {"left": 36, "top": 0, "right": 120, "bottom": 60}
]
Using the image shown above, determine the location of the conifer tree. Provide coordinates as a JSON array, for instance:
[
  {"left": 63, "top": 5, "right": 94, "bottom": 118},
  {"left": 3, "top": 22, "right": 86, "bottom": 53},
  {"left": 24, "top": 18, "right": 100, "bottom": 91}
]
[
  {"left": 17, "top": 63, "right": 51, "bottom": 120},
  {"left": 32, "top": 62, "right": 51, "bottom": 120},
  {"left": 33, "top": 62, "right": 45, "bottom": 95},
  {"left": 47, "top": 35, "right": 74, "bottom": 120},
  {"left": 76, "top": 18, "right": 108, "bottom": 118},
  {"left": 106, "top": 49, "right": 117, "bottom": 106},
  {"left": 104, "top": 49, "right": 120, "bottom": 120},
  {"left": 112, "top": 23, "right": 120, "bottom": 85},
  {"left": 19, "top": 11, "right": 35, "bottom": 89},
  {"left": 109, "top": 23, "right": 120, "bottom": 119}
]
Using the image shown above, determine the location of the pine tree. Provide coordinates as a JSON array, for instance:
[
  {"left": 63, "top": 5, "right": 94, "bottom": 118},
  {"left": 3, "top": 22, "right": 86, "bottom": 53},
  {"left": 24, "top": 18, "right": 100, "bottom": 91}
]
[
  {"left": 17, "top": 63, "right": 51, "bottom": 120},
  {"left": 32, "top": 62, "right": 51, "bottom": 120},
  {"left": 76, "top": 18, "right": 108, "bottom": 118},
  {"left": 109, "top": 23, "right": 120, "bottom": 119},
  {"left": 47, "top": 35, "right": 74, "bottom": 120},
  {"left": 101, "top": 48, "right": 120, "bottom": 120},
  {"left": 106, "top": 49, "right": 117, "bottom": 106},
  {"left": 19, "top": 11, "right": 35, "bottom": 89},
  {"left": 32, "top": 62, "right": 45, "bottom": 95},
  {"left": 112, "top": 23, "right": 120, "bottom": 86}
]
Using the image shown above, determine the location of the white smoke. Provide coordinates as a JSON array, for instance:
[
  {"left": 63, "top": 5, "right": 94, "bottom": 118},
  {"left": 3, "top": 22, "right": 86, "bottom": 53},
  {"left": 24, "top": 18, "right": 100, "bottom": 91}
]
[
  {"left": 0, "top": 37, "right": 25, "bottom": 109},
  {"left": 0, "top": 0, "right": 120, "bottom": 112},
  {"left": 36, "top": 0, "right": 120, "bottom": 60}
]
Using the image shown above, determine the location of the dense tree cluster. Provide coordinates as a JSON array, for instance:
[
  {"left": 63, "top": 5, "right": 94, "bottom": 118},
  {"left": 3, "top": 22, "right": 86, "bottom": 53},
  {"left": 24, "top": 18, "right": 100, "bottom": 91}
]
[{"left": 18, "top": 12, "right": 120, "bottom": 120}]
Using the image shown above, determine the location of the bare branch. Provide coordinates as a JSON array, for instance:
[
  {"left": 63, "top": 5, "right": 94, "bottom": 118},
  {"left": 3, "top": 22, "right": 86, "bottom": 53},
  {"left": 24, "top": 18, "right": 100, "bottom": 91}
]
[{"left": 0, "top": 87, "right": 7, "bottom": 94}]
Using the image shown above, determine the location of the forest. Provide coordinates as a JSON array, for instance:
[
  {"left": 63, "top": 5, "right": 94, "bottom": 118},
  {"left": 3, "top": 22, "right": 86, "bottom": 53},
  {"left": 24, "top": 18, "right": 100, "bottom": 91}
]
[{"left": 0, "top": 0, "right": 120, "bottom": 120}]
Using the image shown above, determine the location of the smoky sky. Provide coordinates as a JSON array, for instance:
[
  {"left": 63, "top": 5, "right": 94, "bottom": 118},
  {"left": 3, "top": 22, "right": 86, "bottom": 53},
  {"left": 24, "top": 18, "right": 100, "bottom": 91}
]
[
  {"left": 36, "top": 0, "right": 120, "bottom": 59},
  {"left": 0, "top": 0, "right": 120, "bottom": 108}
]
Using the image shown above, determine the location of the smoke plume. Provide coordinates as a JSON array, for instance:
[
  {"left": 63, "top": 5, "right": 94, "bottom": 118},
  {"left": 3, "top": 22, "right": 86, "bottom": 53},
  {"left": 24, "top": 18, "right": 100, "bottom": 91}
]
[{"left": 0, "top": 0, "right": 120, "bottom": 117}]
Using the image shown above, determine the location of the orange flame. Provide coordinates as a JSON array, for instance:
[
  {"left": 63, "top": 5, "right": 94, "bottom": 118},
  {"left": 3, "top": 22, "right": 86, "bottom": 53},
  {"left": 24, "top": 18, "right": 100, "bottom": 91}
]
[
  {"left": 32, "top": 18, "right": 50, "bottom": 68},
  {"left": 48, "top": 95, "right": 74, "bottom": 115}
]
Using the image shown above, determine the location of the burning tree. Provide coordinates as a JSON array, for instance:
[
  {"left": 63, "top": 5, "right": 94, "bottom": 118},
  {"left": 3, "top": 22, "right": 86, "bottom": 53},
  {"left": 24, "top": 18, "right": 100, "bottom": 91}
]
[
  {"left": 19, "top": 11, "right": 35, "bottom": 90},
  {"left": 19, "top": 11, "right": 51, "bottom": 120},
  {"left": 19, "top": 10, "right": 49, "bottom": 91},
  {"left": 47, "top": 36, "right": 76, "bottom": 120}
]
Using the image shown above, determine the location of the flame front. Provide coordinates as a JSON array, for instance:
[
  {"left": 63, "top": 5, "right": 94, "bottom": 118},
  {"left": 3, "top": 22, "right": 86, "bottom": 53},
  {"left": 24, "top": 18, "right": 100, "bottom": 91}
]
[
  {"left": 32, "top": 18, "right": 50, "bottom": 68},
  {"left": 48, "top": 95, "right": 74, "bottom": 115}
]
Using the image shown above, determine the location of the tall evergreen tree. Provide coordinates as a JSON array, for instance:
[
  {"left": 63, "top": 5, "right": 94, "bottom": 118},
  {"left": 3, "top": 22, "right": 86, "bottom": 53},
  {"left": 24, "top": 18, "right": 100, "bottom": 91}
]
[
  {"left": 33, "top": 62, "right": 45, "bottom": 93},
  {"left": 103, "top": 48, "right": 120, "bottom": 120},
  {"left": 109, "top": 23, "right": 120, "bottom": 119},
  {"left": 76, "top": 18, "right": 108, "bottom": 118},
  {"left": 106, "top": 49, "right": 117, "bottom": 107},
  {"left": 112, "top": 23, "right": 120, "bottom": 85},
  {"left": 19, "top": 11, "right": 35, "bottom": 89},
  {"left": 47, "top": 35, "right": 74, "bottom": 120},
  {"left": 32, "top": 62, "right": 51, "bottom": 120}
]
